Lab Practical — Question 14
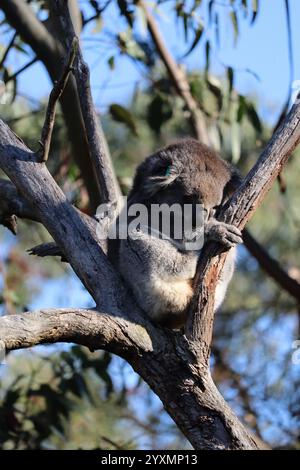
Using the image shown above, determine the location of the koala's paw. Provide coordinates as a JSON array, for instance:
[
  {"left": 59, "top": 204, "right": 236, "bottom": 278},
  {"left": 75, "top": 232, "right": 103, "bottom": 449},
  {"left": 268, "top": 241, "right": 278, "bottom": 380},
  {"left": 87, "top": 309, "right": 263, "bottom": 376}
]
[{"left": 205, "top": 219, "right": 243, "bottom": 248}]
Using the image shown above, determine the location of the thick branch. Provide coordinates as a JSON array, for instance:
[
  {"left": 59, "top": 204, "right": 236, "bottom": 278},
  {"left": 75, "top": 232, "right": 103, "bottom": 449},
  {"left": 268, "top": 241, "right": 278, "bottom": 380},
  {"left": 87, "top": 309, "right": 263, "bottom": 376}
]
[
  {"left": 0, "top": 179, "right": 38, "bottom": 221},
  {"left": 186, "top": 95, "right": 300, "bottom": 350},
  {"left": 0, "top": 120, "right": 125, "bottom": 312},
  {"left": 0, "top": 178, "right": 102, "bottom": 256},
  {"left": 0, "top": 306, "right": 258, "bottom": 449},
  {"left": 51, "top": 0, "right": 122, "bottom": 208},
  {"left": 0, "top": 308, "right": 151, "bottom": 358},
  {"left": 0, "top": 0, "right": 101, "bottom": 210}
]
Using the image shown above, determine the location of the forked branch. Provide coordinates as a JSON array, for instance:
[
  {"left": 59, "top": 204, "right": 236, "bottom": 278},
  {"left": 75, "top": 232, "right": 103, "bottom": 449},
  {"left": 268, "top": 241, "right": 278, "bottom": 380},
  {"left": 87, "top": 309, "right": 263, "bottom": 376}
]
[{"left": 186, "top": 94, "right": 300, "bottom": 355}]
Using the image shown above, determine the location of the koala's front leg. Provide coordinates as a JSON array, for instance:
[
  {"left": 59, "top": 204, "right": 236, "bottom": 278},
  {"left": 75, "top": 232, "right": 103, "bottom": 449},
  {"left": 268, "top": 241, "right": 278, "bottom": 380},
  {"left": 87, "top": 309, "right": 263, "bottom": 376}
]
[{"left": 204, "top": 218, "right": 243, "bottom": 248}]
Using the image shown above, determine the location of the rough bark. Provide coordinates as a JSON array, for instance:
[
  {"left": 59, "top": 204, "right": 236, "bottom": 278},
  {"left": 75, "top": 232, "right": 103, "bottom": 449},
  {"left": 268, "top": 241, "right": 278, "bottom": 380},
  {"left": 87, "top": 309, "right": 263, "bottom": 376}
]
[
  {"left": 186, "top": 94, "right": 300, "bottom": 349},
  {"left": 1, "top": 94, "right": 300, "bottom": 446},
  {"left": 1, "top": 4, "right": 300, "bottom": 445},
  {"left": 1, "top": 0, "right": 100, "bottom": 210},
  {"left": 0, "top": 116, "right": 260, "bottom": 449}
]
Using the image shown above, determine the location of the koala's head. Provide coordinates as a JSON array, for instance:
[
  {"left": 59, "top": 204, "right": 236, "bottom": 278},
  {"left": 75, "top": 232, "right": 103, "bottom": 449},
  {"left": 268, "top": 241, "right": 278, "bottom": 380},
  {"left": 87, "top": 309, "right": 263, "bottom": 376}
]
[{"left": 129, "top": 138, "right": 241, "bottom": 218}]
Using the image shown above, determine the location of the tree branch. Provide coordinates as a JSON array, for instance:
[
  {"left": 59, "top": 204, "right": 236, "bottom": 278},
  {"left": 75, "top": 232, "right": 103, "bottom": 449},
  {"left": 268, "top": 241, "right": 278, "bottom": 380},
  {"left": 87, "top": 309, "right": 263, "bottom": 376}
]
[
  {"left": 0, "top": 179, "right": 39, "bottom": 233},
  {"left": 0, "top": 120, "right": 124, "bottom": 311},
  {"left": 39, "top": 38, "right": 78, "bottom": 162},
  {"left": 51, "top": 0, "right": 122, "bottom": 209},
  {"left": 0, "top": 304, "right": 258, "bottom": 449},
  {"left": 243, "top": 229, "right": 300, "bottom": 303},
  {"left": 4, "top": 57, "right": 38, "bottom": 85},
  {"left": 0, "top": 115, "right": 263, "bottom": 448},
  {"left": 138, "top": 0, "right": 210, "bottom": 145},
  {"left": 186, "top": 95, "right": 300, "bottom": 352},
  {"left": 0, "top": 0, "right": 101, "bottom": 210},
  {"left": 0, "top": 31, "right": 18, "bottom": 69},
  {"left": 0, "top": 308, "right": 152, "bottom": 358},
  {"left": 139, "top": 0, "right": 300, "bottom": 308}
]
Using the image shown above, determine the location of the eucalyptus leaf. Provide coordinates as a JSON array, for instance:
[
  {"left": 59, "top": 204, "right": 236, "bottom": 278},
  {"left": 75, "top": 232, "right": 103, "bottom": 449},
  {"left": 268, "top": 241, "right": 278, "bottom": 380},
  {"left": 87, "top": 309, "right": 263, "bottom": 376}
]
[
  {"left": 109, "top": 104, "right": 138, "bottom": 136},
  {"left": 183, "top": 24, "right": 203, "bottom": 57}
]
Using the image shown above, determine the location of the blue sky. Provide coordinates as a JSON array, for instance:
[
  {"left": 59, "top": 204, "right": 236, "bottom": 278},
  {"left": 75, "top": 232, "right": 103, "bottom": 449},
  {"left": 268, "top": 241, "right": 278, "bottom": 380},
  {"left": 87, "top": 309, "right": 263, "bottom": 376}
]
[{"left": 4, "top": 0, "right": 300, "bottom": 127}]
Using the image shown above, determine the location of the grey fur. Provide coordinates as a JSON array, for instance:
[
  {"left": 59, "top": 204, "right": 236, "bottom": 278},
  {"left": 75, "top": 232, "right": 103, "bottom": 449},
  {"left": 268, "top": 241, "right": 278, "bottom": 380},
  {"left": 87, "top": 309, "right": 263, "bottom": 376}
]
[{"left": 110, "top": 138, "right": 242, "bottom": 328}]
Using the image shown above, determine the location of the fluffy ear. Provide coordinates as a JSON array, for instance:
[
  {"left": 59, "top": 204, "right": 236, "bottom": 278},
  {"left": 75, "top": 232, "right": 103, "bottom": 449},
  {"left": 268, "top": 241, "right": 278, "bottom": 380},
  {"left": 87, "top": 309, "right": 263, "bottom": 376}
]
[
  {"left": 143, "top": 167, "right": 178, "bottom": 196},
  {"left": 223, "top": 167, "right": 243, "bottom": 201},
  {"left": 130, "top": 156, "right": 179, "bottom": 200}
]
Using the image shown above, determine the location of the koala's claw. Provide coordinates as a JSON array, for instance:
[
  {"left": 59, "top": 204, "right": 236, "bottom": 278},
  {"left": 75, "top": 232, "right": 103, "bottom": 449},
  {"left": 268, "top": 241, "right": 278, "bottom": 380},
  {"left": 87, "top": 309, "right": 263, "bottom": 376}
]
[{"left": 205, "top": 219, "right": 243, "bottom": 248}]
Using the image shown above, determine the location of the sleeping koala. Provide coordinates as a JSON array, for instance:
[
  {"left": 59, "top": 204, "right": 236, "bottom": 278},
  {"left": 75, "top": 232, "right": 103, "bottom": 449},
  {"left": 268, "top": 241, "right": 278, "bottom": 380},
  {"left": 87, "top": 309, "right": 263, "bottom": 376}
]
[{"left": 109, "top": 138, "right": 242, "bottom": 328}]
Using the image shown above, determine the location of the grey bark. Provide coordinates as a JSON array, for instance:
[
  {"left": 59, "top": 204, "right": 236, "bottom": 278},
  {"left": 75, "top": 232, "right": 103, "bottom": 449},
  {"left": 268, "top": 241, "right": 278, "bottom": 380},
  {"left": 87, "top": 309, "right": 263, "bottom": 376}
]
[
  {"left": 0, "top": 3, "right": 299, "bottom": 445},
  {"left": 1, "top": 94, "right": 300, "bottom": 445},
  {"left": 1, "top": 0, "right": 101, "bottom": 210},
  {"left": 0, "top": 117, "right": 260, "bottom": 449}
]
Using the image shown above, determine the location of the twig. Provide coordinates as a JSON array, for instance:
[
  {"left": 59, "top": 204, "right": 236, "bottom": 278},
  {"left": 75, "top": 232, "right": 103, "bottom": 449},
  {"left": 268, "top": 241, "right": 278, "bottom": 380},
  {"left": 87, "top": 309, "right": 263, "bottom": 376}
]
[
  {"left": 138, "top": 0, "right": 210, "bottom": 145},
  {"left": 0, "top": 31, "right": 18, "bottom": 69},
  {"left": 4, "top": 56, "right": 38, "bottom": 85},
  {"left": 243, "top": 229, "right": 300, "bottom": 302},
  {"left": 38, "top": 38, "right": 78, "bottom": 162}
]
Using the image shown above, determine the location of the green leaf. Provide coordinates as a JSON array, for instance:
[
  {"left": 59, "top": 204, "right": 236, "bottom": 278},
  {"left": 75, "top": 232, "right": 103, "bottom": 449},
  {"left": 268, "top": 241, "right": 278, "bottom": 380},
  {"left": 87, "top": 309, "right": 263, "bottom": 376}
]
[
  {"left": 208, "top": 0, "right": 214, "bottom": 24},
  {"left": 237, "top": 95, "right": 247, "bottom": 122},
  {"left": 14, "top": 43, "right": 29, "bottom": 55},
  {"left": 227, "top": 66, "right": 234, "bottom": 94},
  {"left": 251, "top": 0, "right": 259, "bottom": 24},
  {"left": 230, "top": 10, "right": 239, "bottom": 44},
  {"left": 206, "top": 76, "right": 222, "bottom": 111},
  {"left": 117, "top": 0, "right": 134, "bottom": 28},
  {"left": 10, "top": 74, "right": 17, "bottom": 104},
  {"left": 183, "top": 24, "right": 204, "bottom": 57},
  {"left": 109, "top": 104, "right": 138, "bottom": 136},
  {"left": 189, "top": 75, "right": 204, "bottom": 102},
  {"left": 205, "top": 40, "right": 211, "bottom": 75},
  {"left": 147, "top": 94, "right": 173, "bottom": 134},
  {"left": 183, "top": 13, "right": 189, "bottom": 43},
  {"left": 246, "top": 102, "right": 262, "bottom": 133},
  {"left": 108, "top": 56, "right": 115, "bottom": 70}
]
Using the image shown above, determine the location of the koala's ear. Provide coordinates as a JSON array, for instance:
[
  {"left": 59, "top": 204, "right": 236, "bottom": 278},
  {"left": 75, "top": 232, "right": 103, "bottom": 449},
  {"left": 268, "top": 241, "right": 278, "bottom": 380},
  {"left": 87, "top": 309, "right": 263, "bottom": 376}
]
[
  {"left": 223, "top": 167, "right": 243, "bottom": 201},
  {"left": 143, "top": 162, "right": 179, "bottom": 196}
]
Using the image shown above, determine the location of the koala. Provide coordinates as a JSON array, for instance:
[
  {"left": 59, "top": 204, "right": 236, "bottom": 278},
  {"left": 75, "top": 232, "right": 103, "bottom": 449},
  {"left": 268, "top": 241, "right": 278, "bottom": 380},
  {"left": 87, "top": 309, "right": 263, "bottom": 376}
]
[{"left": 110, "top": 138, "right": 242, "bottom": 329}]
